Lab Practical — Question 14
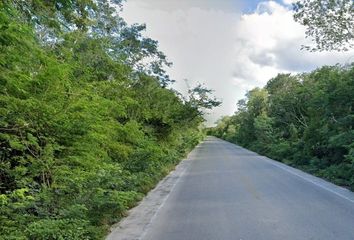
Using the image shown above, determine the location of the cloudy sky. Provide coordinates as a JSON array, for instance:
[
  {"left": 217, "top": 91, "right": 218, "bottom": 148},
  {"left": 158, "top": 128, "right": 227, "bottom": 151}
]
[{"left": 121, "top": 0, "right": 354, "bottom": 125}]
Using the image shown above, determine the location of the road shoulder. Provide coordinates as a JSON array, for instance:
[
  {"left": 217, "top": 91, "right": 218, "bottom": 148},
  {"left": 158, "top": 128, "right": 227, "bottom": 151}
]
[{"left": 106, "top": 148, "right": 196, "bottom": 240}]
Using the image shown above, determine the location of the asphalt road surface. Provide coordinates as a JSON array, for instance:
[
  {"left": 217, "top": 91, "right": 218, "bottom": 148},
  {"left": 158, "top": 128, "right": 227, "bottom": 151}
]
[{"left": 141, "top": 137, "right": 354, "bottom": 240}]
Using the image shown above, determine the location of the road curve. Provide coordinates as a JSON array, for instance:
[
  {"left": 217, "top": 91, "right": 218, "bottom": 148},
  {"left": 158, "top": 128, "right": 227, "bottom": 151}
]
[{"left": 138, "top": 137, "right": 354, "bottom": 240}]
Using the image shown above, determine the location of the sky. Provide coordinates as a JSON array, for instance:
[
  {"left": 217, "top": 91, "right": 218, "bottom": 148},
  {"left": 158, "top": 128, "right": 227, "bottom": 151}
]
[{"left": 121, "top": 0, "right": 354, "bottom": 126}]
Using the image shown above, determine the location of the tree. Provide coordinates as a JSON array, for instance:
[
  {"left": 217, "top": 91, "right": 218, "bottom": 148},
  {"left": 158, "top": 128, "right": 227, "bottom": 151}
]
[
  {"left": 187, "top": 83, "right": 222, "bottom": 111},
  {"left": 293, "top": 0, "right": 354, "bottom": 51},
  {"left": 210, "top": 64, "right": 354, "bottom": 190},
  {"left": 0, "top": 1, "right": 220, "bottom": 238}
]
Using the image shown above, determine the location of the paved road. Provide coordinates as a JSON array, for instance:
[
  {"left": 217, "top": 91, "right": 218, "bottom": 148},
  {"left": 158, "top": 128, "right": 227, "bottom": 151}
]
[{"left": 141, "top": 137, "right": 354, "bottom": 240}]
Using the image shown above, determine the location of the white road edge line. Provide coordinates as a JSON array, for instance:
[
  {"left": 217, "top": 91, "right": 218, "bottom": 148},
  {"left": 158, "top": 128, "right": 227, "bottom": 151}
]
[
  {"left": 264, "top": 158, "right": 354, "bottom": 204},
  {"left": 221, "top": 139, "right": 354, "bottom": 204},
  {"left": 138, "top": 160, "right": 190, "bottom": 240}
]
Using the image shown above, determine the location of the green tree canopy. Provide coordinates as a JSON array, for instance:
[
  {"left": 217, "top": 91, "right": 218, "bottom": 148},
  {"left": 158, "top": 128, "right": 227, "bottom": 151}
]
[
  {"left": 210, "top": 64, "right": 354, "bottom": 190},
  {"left": 293, "top": 0, "right": 354, "bottom": 51},
  {"left": 0, "top": 1, "right": 220, "bottom": 238}
]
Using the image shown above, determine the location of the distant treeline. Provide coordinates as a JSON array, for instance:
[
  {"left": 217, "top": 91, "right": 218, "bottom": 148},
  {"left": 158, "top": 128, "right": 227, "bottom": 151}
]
[
  {"left": 0, "top": 1, "right": 219, "bottom": 239},
  {"left": 209, "top": 65, "right": 354, "bottom": 191}
]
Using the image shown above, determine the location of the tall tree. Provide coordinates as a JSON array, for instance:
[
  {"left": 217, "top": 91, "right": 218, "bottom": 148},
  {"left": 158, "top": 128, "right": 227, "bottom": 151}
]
[
  {"left": 210, "top": 64, "right": 354, "bottom": 190},
  {"left": 293, "top": 0, "right": 354, "bottom": 51},
  {"left": 0, "top": 1, "right": 220, "bottom": 238}
]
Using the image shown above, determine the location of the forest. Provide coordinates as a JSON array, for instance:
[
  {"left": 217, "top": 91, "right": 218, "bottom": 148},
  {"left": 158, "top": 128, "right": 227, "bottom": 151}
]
[
  {"left": 209, "top": 65, "right": 354, "bottom": 191},
  {"left": 1, "top": 0, "right": 353, "bottom": 239},
  {"left": 0, "top": 0, "right": 220, "bottom": 239}
]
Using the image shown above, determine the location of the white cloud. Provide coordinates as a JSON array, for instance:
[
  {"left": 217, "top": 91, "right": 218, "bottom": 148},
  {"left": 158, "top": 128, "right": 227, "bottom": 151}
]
[
  {"left": 122, "top": 0, "right": 242, "bottom": 125},
  {"left": 121, "top": 0, "right": 354, "bottom": 126},
  {"left": 232, "top": 0, "right": 354, "bottom": 103},
  {"left": 282, "top": 0, "right": 297, "bottom": 5},
  {"left": 121, "top": 0, "right": 241, "bottom": 12}
]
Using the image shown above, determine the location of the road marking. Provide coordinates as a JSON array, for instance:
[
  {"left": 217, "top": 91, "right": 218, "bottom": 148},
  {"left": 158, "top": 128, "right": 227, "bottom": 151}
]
[
  {"left": 221, "top": 139, "right": 354, "bottom": 204},
  {"left": 239, "top": 174, "right": 261, "bottom": 200},
  {"left": 263, "top": 158, "right": 354, "bottom": 204}
]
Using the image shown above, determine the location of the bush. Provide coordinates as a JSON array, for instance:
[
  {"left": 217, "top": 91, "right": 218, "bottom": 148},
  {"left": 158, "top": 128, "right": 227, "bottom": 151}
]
[{"left": 26, "top": 219, "right": 102, "bottom": 240}]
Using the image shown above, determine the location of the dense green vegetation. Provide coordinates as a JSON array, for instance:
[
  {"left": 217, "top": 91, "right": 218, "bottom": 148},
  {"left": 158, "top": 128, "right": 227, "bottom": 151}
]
[
  {"left": 0, "top": 1, "right": 220, "bottom": 239},
  {"left": 210, "top": 65, "right": 354, "bottom": 191}
]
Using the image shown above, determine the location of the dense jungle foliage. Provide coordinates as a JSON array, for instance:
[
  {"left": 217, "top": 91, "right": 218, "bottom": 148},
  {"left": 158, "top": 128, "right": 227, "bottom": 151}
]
[
  {"left": 0, "top": 1, "right": 220, "bottom": 239},
  {"left": 210, "top": 65, "right": 354, "bottom": 191}
]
